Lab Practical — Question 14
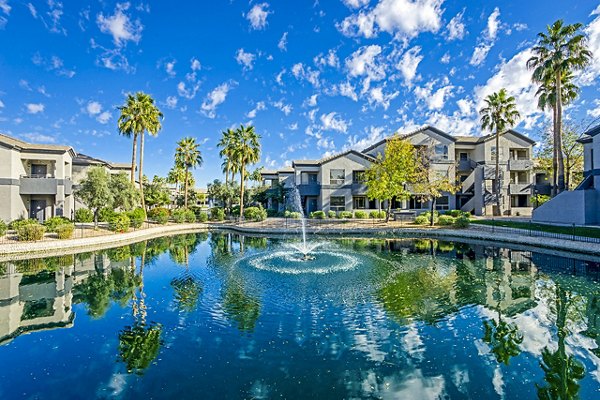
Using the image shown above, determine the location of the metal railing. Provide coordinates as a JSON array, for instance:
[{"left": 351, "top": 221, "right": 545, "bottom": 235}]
[{"left": 473, "top": 220, "right": 600, "bottom": 244}]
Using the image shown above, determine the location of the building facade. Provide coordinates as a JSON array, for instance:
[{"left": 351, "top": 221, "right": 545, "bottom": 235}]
[
  {"left": 533, "top": 124, "right": 600, "bottom": 225},
  {"left": 0, "top": 133, "right": 131, "bottom": 223},
  {"left": 262, "top": 126, "right": 536, "bottom": 216}
]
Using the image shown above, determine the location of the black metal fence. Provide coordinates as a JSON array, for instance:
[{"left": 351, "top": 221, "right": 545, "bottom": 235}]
[{"left": 473, "top": 221, "right": 600, "bottom": 244}]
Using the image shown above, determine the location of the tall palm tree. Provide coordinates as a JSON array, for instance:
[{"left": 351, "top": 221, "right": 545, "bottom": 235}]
[
  {"left": 231, "top": 125, "right": 261, "bottom": 218},
  {"left": 535, "top": 71, "right": 580, "bottom": 195},
  {"left": 167, "top": 164, "right": 186, "bottom": 194},
  {"left": 527, "top": 20, "right": 592, "bottom": 193},
  {"left": 175, "top": 137, "right": 203, "bottom": 208},
  {"left": 118, "top": 92, "right": 163, "bottom": 210},
  {"left": 479, "top": 88, "right": 521, "bottom": 216},
  {"left": 218, "top": 129, "right": 237, "bottom": 186}
]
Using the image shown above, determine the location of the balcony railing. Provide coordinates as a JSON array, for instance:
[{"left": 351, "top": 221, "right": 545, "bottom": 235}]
[
  {"left": 20, "top": 176, "right": 58, "bottom": 195},
  {"left": 508, "top": 159, "right": 533, "bottom": 171},
  {"left": 509, "top": 183, "right": 532, "bottom": 194},
  {"left": 297, "top": 182, "right": 321, "bottom": 196}
]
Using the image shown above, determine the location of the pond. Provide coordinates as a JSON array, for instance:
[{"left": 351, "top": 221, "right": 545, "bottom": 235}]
[{"left": 0, "top": 232, "right": 599, "bottom": 399}]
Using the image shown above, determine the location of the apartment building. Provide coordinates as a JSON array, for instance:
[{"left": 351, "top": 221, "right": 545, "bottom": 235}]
[
  {"left": 262, "top": 126, "right": 536, "bottom": 216},
  {"left": 533, "top": 123, "right": 600, "bottom": 225},
  {"left": 0, "top": 133, "right": 132, "bottom": 223}
]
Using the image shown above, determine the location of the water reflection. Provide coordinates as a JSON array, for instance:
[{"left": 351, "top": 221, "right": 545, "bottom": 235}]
[{"left": 0, "top": 233, "right": 598, "bottom": 399}]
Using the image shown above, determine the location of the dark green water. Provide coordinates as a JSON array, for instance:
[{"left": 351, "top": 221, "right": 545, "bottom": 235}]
[{"left": 0, "top": 232, "right": 599, "bottom": 399}]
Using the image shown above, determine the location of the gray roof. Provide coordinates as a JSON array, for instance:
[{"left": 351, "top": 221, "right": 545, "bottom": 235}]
[
  {"left": 73, "top": 153, "right": 131, "bottom": 170},
  {"left": 361, "top": 125, "right": 456, "bottom": 154},
  {"left": 0, "top": 132, "right": 75, "bottom": 155},
  {"left": 293, "top": 149, "right": 376, "bottom": 167},
  {"left": 582, "top": 124, "right": 600, "bottom": 137}
]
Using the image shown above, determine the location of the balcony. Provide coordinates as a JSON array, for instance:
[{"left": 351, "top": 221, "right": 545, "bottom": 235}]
[
  {"left": 351, "top": 182, "right": 368, "bottom": 194},
  {"left": 509, "top": 183, "right": 532, "bottom": 194},
  {"left": 457, "top": 158, "right": 477, "bottom": 171},
  {"left": 508, "top": 159, "right": 533, "bottom": 171},
  {"left": 62, "top": 179, "right": 73, "bottom": 195},
  {"left": 297, "top": 182, "right": 321, "bottom": 196},
  {"left": 20, "top": 176, "right": 58, "bottom": 195}
]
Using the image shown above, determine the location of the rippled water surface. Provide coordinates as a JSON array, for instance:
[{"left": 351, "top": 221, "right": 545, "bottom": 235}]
[{"left": 0, "top": 233, "right": 599, "bottom": 399}]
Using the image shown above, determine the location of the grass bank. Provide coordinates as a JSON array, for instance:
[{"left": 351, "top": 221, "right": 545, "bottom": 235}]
[{"left": 470, "top": 219, "right": 600, "bottom": 239}]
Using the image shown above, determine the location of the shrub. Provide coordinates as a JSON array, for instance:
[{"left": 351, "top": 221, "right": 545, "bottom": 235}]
[
  {"left": 420, "top": 211, "right": 439, "bottom": 225},
  {"left": 438, "top": 215, "right": 455, "bottom": 226},
  {"left": 171, "top": 208, "right": 187, "bottom": 223},
  {"left": 310, "top": 210, "right": 326, "bottom": 219},
  {"left": 266, "top": 209, "right": 279, "bottom": 218},
  {"left": 127, "top": 208, "right": 146, "bottom": 228},
  {"left": 75, "top": 208, "right": 94, "bottom": 223},
  {"left": 16, "top": 223, "right": 46, "bottom": 241},
  {"left": 9, "top": 218, "right": 38, "bottom": 231},
  {"left": 43, "top": 216, "right": 70, "bottom": 233},
  {"left": 454, "top": 215, "right": 470, "bottom": 228},
  {"left": 55, "top": 224, "right": 74, "bottom": 239},
  {"left": 284, "top": 210, "right": 302, "bottom": 219},
  {"left": 109, "top": 213, "right": 130, "bottom": 233},
  {"left": 210, "top": 207, "right": 225, "bottom": 221},
  {"left": 148, "top": 207, "right": 169, "bottom": 224},
  {"left": 184, "top": 209, "right": 197, "bottom": 223},
  {"left": 369, "top": 210, "right": 386, "bottom": 219},
  {"left": 198, "top": 212, "right": 208, "bottom": 222},
  {"left": 244, "top": 206, "right": 267, "bottom": 221},
  {"left": 328, "top": 210, "right": 337, "bottom": 218},
  {"left": 354, "top": 210, "right": 368, "bottom": 219},
  {"left": 98, "top": 207, "right": 116, "bottom": 222},
  {"left": 534, "top": 194, "right": 551, "bottom": 208},
  {"left": 0, "top": 220, "right": 7, "bottom": 236},
  {"left": 414, "top": 215, "right": 429, "bottom": 225},
  {"left": 445, "top": 209, "right": 470, "bottom": 218},
  {"left": 339, "top": 211, "right": 353, "bottom": 219}
]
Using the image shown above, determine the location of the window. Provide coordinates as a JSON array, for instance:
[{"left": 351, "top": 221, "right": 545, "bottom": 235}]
[
  {"left": 491, "top": 146, "right": 504, "bottom": 161},
  {"left": 435, "top": 196, "right": 449, "bottom": 210},
  {"left": 301, "top": 172, "right": 318, "bottom": 185},
  {"left": 353, "top": 196, "right": 366, "bottom": 209},
  {"left": 459, "top": 152, "right": 468, "bottom": 161},
  {"left": 330, "top": 169, "right": 345, "bottom": 185},
  {"left": 434, "top": 144, "right": 448, "bottom": 160},
  {"left": 330, "top": 196, "right": 345, "bottom": 212},
  {"left": 31, "top": 164, "right": 47, "bottom": 177},
  {"left": 353, "top": 170, "right": 366, "bottom": 183}
]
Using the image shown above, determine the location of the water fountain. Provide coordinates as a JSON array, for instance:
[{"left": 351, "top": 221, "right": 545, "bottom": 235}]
[{"left": 287, "top": 184, "right": 320, "bottom": 259}]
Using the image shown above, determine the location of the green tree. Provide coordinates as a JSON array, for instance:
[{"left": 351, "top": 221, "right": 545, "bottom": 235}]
[
  {"left": 77, "top": 166, "right": 113, "bottom": 227},
  {"left": 175, "top": 137, "right": 203, "bottom": 208},
  {"left": 218, "top": 128, "right": 237, "bottom": 186},
  {"left": 527, "top": 20, "right": 592, "bottom": 193},
  {"left": 365, "top": 137, "right": 417, "bottom": 223},
  {"left": 479, "top": 88, "right": 521, "bottom": 215},
  {"left": 231, "top": 125, "right": 261, "bottom": 217},
  {"left": 144, "top": 175, "right": 170, "bottom": 209},
  {"left": 110, "top": 172, "right": 139, "bottom": 211},
  {"left": 117, "top": 92, "right": 163, "bottom": 210},
  {"left": 483, "top": 317, "right": 523, "bottom": 365},
  {"left": 412, "top": 143, "right": 458, "bottom": 226},
  {"left": 167, "top": 164, "right": 186, "bottom": 194},
  {"left": 222, "top": 283, "right": 261, "bottom": 332}
]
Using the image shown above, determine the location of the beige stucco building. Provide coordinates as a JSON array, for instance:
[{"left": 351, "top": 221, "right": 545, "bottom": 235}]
[
  {"left": 262, "top": 126, "right": 536, "bottom": 216},
  {"left": 0, "top": 133, "right": 132, "bottom": 223}
]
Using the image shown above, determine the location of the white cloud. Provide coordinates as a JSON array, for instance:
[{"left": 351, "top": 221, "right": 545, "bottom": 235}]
[
  {"left": 246, "top": 101, "right": 266, "bottom": 118},
  {"left": 456, "top": 98, "right": 474, "bottom": 116},
  {"left": 31, "top": 53, "right": 75, "bottom": 77},
  {"left": 27, "top": 2, "right": 36, "bottom": 18},
  {"left": 368, "top": 86, "right": 399, "bottom": 110},
  {"left": 317, "top": 136, "right": 335, "bottom": 149},
  {"left": 97, "top": 3, "right": 143, "bottom": 46},
  {"left": 0, "top": 99, "right": 4, "bottom": 108},
  {"left": 587, "top": 99, "right": 600, "bottom": 118},
  {"left": 165, "top": 96, "right": 178, "bottom": 109},
  {"left": 346, "top": 45, "right": 386, "bottom": 84},
  {"left": 278, "top": 32, "right": 288, "bottom": 51},
  {"left": 304, "top": 94, "right": 318, "bottom": 107},
  {"left": 470, "top": 7, "right": 501, "bottom": 66},
  {"left": 165, "top": 60, "right": 176, "bottom": 77},
  {"left": 344, "top": 125, "right": 386, "bottom": 151},
  {"left": 236, "top": 48, "right": 256, "bottom": 70},
  {"left": 342, "top": 0, "right": 370, "bottom": 8},
  {"left": 26, "top": 103, "right": 45, "bottom": 114},
  {"left": 21, "top": 132, "right": 56, "bottom": 143},
  {"left": 0, "top": 1, "right": 11, "bottom": 15},
  {"left": 190, "top": 58, "right": 201, "bottom": 71},
  {"left": 86, "top": 101, "right": 102, "bottom": 115},
  {"left": 201, "top": 82, "right": 235, "bottom": 118},
  {"left": 273, "top": 100, "right": 293, "bottom": 115},
  {"left": 338, "top": 0, "right": 444, "bottom": 40},
  {"left": 96, "top": 111, "right": 112, "bottom": 124},
  {"left": 440, "top": 52, "right": 450, "bottom": 64},
  {"left": 446, "top": 10, "right": 466, "bottom": 40},
  {"left": 314, "top": 49, "right": 340, "bottom": 68},
  {"left": 578, "top": 11, "right": 600, "bottom": 86},
  {"left": 320, "top": 112, "right": 349, "bottom": 133},
  {"left": 397, "top": 46, "right": 423, "bottom": 86},
  {"left": 177, "top": 81, "right": 199, "bottom": 99},
  {"left": 246, "top": 3, "right": 271, "bottom": 30},
  {"left": 291, "top": 63, "right": 321, "bottom": 87},
  {"left": 287, "top": 122, "right": 298, "bottom": 130},
  {"left": 338, "top": 81, "right": 359, "bottom": 101}
]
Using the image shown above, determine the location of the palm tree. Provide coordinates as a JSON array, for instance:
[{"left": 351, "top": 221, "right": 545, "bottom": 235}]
[
  {"left": 175, "top": 137, "right": 203, "bottom": 208},
  {"left": 479, "top": 88, "right": 521, "bottom": 216},
  {"left": 527, "top": 20, "right": 592, "bottom": 193},
  {"left": 167, "top": 164, "right": 186, "bottom": 194},
  {"left": 218, "top": 129, "right": 237, "bottom": 186},
  {"left": 231, "top": 125, "right": 261, "bottom": 218},
  {"left": 117, "top": 92, "right": 163, "bottom": 210},
  {"left": 535, "top": 71, "right": 580, "bottom": 195}
]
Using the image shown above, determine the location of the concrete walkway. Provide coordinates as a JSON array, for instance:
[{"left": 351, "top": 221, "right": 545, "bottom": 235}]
[{"left": 1, "top": 220, "right": 600, "bottom": 261}]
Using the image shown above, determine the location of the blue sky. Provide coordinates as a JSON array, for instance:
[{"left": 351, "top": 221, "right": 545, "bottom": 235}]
[{"left": 1, "top": 1, "right": 600, "bottom": 186}]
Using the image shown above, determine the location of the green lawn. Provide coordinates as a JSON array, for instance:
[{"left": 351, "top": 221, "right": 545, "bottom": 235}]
[{"left": 470, "top": 219, "right": 600, "bottom": 239}]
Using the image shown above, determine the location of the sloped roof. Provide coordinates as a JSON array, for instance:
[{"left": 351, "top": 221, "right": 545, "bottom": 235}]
[
  {"left": 0, "top": 132, "right": 75, "bottom": 155},
  {"left": 455, "top": 129, "right": 535, "bottom": 145},
  {"left": 73, "top": 153, "right": 131, "bottom": 170},
  {"left": 361, "top": 125, "right": 456, "bottom": 154},
  {"left": 293, "top": 149, "right": 376, "bottom": 167},
  {"left": 582, "top": 124, "right": 600, "bottom": 137}
]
